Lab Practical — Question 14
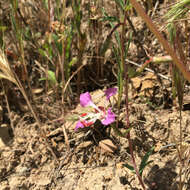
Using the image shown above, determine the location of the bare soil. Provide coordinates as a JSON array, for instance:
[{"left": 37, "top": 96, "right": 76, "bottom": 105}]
[{"left": 0, "top": 1, "right": 190, "bottom": 190}]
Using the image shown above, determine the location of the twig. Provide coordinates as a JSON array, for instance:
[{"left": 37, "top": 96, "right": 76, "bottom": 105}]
[
  {"left": 151, "top": 0, "right": 159, "bottom": 18},
  {"left": 125, "top": 58, "right": 171, "bottom": 81},
  {"left": 63, "top": 62, "right": 86, "bottom": 94}
]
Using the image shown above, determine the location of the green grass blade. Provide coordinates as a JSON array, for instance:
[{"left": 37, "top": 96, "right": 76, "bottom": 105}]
[{"left": 139, "top": 146, "right": 154, "bottom": 176}]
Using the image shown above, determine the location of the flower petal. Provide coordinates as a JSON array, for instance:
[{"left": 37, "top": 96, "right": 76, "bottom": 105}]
[
  {"left": 82, "top": 120, "right": 94, "bottom": 127},
  {"left": 101, "top": 108, "right": 115, "bottom": 125},
  {"left": 80, "top": 92, "right": 92, "bottom": 107},
  {"left": 104, "top": 88, "right": 117, "bottom": 100},
  {"left": 75, "top": 121, "right": 84, "bottom": 131}
]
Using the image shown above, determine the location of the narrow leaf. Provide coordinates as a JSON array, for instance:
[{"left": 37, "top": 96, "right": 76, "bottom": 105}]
[{"left": 139, "top": 146, "right": 154, "bottom": 176}]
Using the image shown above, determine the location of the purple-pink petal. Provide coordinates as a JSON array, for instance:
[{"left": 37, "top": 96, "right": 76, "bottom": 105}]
[
  {"left": 75, "top": 121, "right": 84, "bottom": 131},
  {"left": 101, "top": 108, "right": 115, "bottom": 125},
  {"left": 105, "top": 88, "right": 117, "bottom": 100},
  {"left": 80, "top": 92, "right": 92, "bottom": 107}
]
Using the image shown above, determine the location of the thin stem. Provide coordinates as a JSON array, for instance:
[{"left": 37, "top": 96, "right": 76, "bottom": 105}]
[
  {"left": 124, "top": 38, "right": 146, "bottom": 190},
  {"left": 121, "top": 3, "right": 146, "bottom": 189},
  {"left": 61, "top": 0, "right": 66, "bottom": 109},
  {"left": 179, "top": 109, "right": 183, "bottom": 190}
]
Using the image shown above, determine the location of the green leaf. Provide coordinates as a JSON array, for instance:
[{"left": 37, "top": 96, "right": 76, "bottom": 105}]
[
  {"left": 47, "top": 70, "right": 57, "bottom": 85},
  {"left": 114, "top": 0, "right": 125, "bottom": 10},
  {"left": 101, "top": 8, "right": 119, "bottom": 22},
  {"left": 124, "top": 31, "right": 132, "bottom": 59},
  {"left": 52, "top": 33, "right": 62, "bottom": 54},
  {"left": 44, "top": 43, "right": 53, "bottom": 59},
  {"left": 39, "top": 77, "right": 46, "bottom": 81},
  {"left": 43, "top": 0, "right": 48, "bottom": 10},
  {"left": 139, "top": 146, "right": 154, "bottom": 176},
  {"left": 65, "top": 26, "right": 73, "bottom": 60},
  {"left": 69, "top": 57, "right": 77, "bottom": 67},
  {"left": 100, "top": 35, "right": 112, "bottom": 56},
  {"left": 139, "top": 160, "right": 153, "bottom": 176},
  {"left": 39, "top": 70, "right": 57, "bottom": 87},
  {"left": 123, "top": 163, "right": 135, "bottom": 173},
  {"left": 38, "top": 48, "right": 47, "bottom": 57}
]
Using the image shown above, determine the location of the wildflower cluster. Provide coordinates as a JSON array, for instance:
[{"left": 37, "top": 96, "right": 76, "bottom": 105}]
[{"left": 75, "top": 88, "right": 117, "bottom": 131}]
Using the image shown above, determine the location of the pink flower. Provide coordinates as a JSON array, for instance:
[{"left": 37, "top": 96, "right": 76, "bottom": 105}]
[
  {"left": 75, "top": 88, "right": 117, "bottom": 131},
  {"left": 75, "top": 121, "right": 84, "bottom": 130},
  {"left": 104, "top": 88, "right": 117, "bottom": 100},
  {"left": 80, "top": 92, "right": 93, "bottom": 107},
  {"left": 101, "top": 108, "right": 115, "bottom": 125}
]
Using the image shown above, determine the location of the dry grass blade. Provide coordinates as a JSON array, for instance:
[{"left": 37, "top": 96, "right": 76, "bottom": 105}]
[
  {"left": 165, "top": 0, "right": 190, "bottom": 24},
  {"left": 0, "top": 48, "right": 58, "bottom": 162},
  {"left": 62, "top": 124, "right": 70, "bottom": 151},
  {"left": 0, "top": 50, "right": 17, "bottom": 84}
]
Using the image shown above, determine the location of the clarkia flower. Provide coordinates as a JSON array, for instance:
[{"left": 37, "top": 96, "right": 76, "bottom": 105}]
[
  {"left": 80, "top": 92, "right": 93, "bottom": 107},
  {"left": 101, "top": 108, "right": 115, "bottom": 125},
  {"left": 104, "top": 87, "right": 117, "bottom": 100},
  {"left": 75, "top": 88, "right": 117, "bottom": 131}
]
